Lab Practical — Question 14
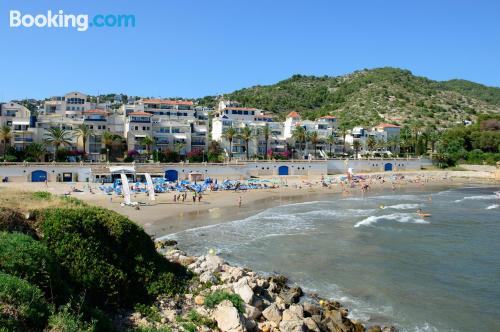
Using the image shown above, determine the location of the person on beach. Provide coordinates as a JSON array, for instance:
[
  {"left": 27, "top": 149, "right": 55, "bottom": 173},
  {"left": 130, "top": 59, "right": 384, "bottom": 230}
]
[
  {"left": 198, "top": 193, "right": 202, "bottom": 203},
  {"left": 173, "top": 194, "right": 177, "bottom": 202},
  {"left": 192, "top": 192, "right": 197, "bottom": 203},
  {"left": 238, "top": 196, "right": 242, "bottom": 208}
]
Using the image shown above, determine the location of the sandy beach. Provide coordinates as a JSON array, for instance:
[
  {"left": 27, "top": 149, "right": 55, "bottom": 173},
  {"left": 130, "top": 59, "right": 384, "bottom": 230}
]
[{"left": 0, "top": 169, "right": 495, "bottom": 237}]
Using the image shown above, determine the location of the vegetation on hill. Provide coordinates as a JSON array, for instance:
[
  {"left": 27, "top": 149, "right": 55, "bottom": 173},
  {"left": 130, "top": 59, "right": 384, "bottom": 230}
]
[
  {"left": 0, "top": 193, "right": 190, "bottom": 331},
  {"left": 198, "top": 67, "right": 500, "bottom": 128}
]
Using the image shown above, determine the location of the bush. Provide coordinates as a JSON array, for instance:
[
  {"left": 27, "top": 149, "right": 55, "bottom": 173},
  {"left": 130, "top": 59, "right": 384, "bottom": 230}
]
[
  {"left": 0, "top": 272, "right": 51, "bottom": 330},
  {"left": 47, "top": 304, "right": 95, "bottom": 332},
  {"left": 0, "top": 207, "right": 37, "bottom": 238},
  {"left": 0, "top": 232, "right": 67, "bottom": 303},
  {"left": 38, "top": 206, "right": 189, "bottom": 307},
  {"left": 204, "top": 290, "right": 244, "bottom": 313},
  {"left": 32, "top": 191, "right": 52, "bottom": 200}
]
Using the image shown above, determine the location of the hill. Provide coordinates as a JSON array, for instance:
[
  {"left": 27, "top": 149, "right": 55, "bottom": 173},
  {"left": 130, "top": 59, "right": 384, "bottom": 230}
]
[{"left": 198, "top": 67, "right": 500, "bottom": 128}]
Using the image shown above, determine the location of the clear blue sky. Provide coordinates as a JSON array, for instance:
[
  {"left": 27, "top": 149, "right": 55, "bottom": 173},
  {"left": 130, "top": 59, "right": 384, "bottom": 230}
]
[{"left": 1, "top": 0, "right": 499, "bottom": 101}]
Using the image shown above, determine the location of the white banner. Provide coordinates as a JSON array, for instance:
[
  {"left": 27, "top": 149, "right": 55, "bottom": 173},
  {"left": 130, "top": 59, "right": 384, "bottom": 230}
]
[
  {"left": 145, "top": 173, "right": 155, "bottom": 201},
  {"left": 120, "top": 173, "right": 131, "bottom": 205}
]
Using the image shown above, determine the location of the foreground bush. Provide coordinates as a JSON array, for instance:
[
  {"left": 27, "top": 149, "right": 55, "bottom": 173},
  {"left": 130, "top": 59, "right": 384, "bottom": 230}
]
[
  {"left": 0, "top": 272, "right": 51, "bottom": 330},
  {"left": 204, "top": 290, "right": 244, "bottom": 313},
  {"left": 38, "top": 206, "right": 188, "bottom": 307},
  {"left": 0, "top": 232, "right": 68, "bottom": 303}
]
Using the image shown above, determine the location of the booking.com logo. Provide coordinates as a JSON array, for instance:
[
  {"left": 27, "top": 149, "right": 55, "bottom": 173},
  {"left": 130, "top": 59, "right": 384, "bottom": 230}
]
[{"left": 9, "top": 10, "right": 135, "bottom": 32}]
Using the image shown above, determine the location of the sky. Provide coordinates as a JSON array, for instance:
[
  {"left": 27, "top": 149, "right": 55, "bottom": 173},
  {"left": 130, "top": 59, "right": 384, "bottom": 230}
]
[{"left": 0, "top": 0, "right": 499, "bottom": 101}]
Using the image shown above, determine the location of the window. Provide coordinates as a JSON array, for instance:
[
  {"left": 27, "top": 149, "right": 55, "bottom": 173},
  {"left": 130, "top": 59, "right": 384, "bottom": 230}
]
[{"left": 244, "top": 111, "right": 248, "bottom": 115}]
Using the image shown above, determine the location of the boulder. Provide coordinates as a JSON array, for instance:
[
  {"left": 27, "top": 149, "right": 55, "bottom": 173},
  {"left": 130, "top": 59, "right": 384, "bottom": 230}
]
[
  {"left": 245, "top": 304, "right": 262, "bottom": 320},
  {"left": 282, "top": 304, "right": 304, "bottom": 321},
  {"left": 279, "top": 319, "right": 306, "bottom": 332},
  {"left": 382, "top": 327, "right": 398, "bottom": 332},
  {"left": 194, "top": 295, "right": 205, "bottom": 305},
  {"left": 262, "top": 303, "right": 282, "bottom": 324},
  {"left": 200, "top": 271, "right": 217, "bottom": 284},
  {"left": 203, "top": 254, "right": 225, "bottom": 273},
  {"left": 303, "top": 302, "right": 320, "bottom": 317},
  {"left": 234, "top": 278, "right": 255, "bottom": 304},
  {"left": 279, "top": 286, "right": 303, "bottom": 305},
  {"left": 304, "top": 317, "right": 321, "bottom": 332},
  {"left": 213, "top": 300, "right": 247, "bottom": 332},
  {"left": 366, "top": 327, "right": 383, "bottom": 332},
  {"left": 323, "top": 309, "right": 343, "bottom": 325}
]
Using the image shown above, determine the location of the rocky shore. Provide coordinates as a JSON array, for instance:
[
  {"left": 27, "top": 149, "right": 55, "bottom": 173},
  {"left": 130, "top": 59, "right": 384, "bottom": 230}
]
[{"left": 121, "top": 240, "right": 397, "bottom": 332}]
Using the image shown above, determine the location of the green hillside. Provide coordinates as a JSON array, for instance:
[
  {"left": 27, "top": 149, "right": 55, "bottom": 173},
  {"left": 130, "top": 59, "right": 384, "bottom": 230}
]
[{"left": 198, "top": 67, "right": 500, "bottom": 128}]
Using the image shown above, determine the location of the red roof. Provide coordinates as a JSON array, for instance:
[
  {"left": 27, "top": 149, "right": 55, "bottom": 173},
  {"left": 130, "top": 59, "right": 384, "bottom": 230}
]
[
  {"left": 142, "top": 99, "right": 193, "bottom": 106},
  {"left": 377, "top": 123, "right": 401, "bottom": 128},
  {"left": 129, "top": 111, "right": 152, "bottom": 116},
  {"left": 223, "top": 107, "right": 258, "bottom": 111},
  {"left": 320, "top": 115, "right": 336, "bottom": 119},
  {"left": 287, "top": 111, "right": 300, "bottom": 118},
  {"left": 83, "top": 109, "right": 107, "bottom": 114}
]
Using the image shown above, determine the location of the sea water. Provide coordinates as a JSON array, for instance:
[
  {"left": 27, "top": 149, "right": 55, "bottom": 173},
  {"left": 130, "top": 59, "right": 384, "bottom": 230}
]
[{"left": 168, "top": 186, "right": 500, "bottom": 332}]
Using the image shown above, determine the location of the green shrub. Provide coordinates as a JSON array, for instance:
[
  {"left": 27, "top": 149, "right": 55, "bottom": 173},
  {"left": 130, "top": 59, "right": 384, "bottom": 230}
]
[
  {"left": 47, "top": 304, "right": 95, "bottom": 332},
  {"left": 186, "top": 309, "right": 217, "bottom": 329},
  {"left": 128, "top": 327, "right": 172, "bottom": 332},
  {"left": 134, "top": 303, "right": 162, "bottom": 322},
  {"left": 0, "top": 232, "right": 68, "bottom": 302},
  {"left": 32, "top": 191, "right": 52, "bottom": 200},
  {"left": 0, "top": 272, "right": 51, "bottom": 330},
  {"left": 38, "top": 206, "right": 188, "bottom": 307},
  {"left": 204, "top": 290, "right": 244, "bottom": 313},
  {"left": 147, "top": 271, "right": 186, "bottom": 298},
  {"left": 181, "top": 322, "right": 197, "bottom": 332}
]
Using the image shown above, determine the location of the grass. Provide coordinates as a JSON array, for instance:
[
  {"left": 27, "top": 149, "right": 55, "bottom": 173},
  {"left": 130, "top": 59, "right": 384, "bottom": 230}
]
[
  {"left": 0, "top": 188, "right": 85, "bottom": 213},
  {"left": 134, "top": 304, "right": 162, "bottom": 323},
  {"left": 204, "top": 290, "right": 245, "bottom": 313}
]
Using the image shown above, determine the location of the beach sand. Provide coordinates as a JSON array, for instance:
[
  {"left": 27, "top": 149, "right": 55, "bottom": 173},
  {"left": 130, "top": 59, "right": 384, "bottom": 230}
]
[{"left": 1, "top": 169, "right": 495, "bottom": 237}]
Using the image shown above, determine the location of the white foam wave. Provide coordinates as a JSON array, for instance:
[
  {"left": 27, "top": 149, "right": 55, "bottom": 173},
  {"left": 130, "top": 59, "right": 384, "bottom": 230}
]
[
  {"left": 385, "top": 203, "right": 420, "bottom": 210},
  {"left": 297, "top": 208, "right": 376, "bottom": 219},
  {"left": 372, "top": 194, "right": 423, "bottom": 201},
  {"left": 454, "top": 195, "right": 497, "bottom": 203},
  {"left": 354, "top": 213, "right": 429, "bottom": 228},
  {"left": 486, "top": 204, "right": 499, "bottom": 210}
]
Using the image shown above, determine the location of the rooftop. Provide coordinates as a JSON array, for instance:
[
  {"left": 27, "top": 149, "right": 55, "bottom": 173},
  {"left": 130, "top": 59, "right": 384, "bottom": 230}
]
[
  {"left": 129, "top": 111, "right": 152, "bottom": 116},
  {"left": 376, "top": 123, "right": 401, "bottom": 128},
  {"left": 287, "top": 111, "right": 300, "bottom": 118},
  {"left": 142, "top": 99, "right": 193, "bottom": 106}
]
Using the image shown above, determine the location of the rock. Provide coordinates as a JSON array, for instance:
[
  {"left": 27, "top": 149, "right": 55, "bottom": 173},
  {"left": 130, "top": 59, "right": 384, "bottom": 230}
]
[
  {"left": 382, "top": 327, "right": 398, "bottom": 332},
  {"left": 256, "top": 278, "right": 269, "bottom": 289},
  {"left": 303, "top": 302, "right": 320, "bottom": 317},
  {"left": 203, "top": 254, "right": 224, "bottom": 273},
  {"left": 279, "top": 319, "right": 306, "bottom": 332},
  {"left": 213, "top": 300, "right": 247, "bottom": 332},
  {"left": 244, "top": 304, "right": 262, "bottom": 320},
  {"left": 194, "top": 295, "right": 205, "bottom": 305},
  {"left": 244, "top": 318, "right": 257, "bottom": 331},
  {"left": 262, "top": 303, "right": 282, "bottom": 324},
  {"left": 178, "top": 255, "right": 196, "bottom": 266},
  {"left": 321, "top": 317, "right": 346, "bottom": 332},
  {"left": 258, "top": 322, "right": 271, "bottom": 332},
  {"left": 234, "top": 278, "right": 255, "bottom": 304},
  {"left": 323, "top": 309, "right": 343, "bottom": 325},
  {"left": 279, "top": 286, "right": 303, "bottom": 305},
  {"left": 200, "top": 271, "right": 217, "bottom": 284},
  {"left": 304, "top": 317, "right": 321, "bottom": 332},
  {"left": 282, "top": 304, "right": 304, "bottom": 321},
  {"left": 366, "top": 327, "right": 383, "bottom": 332}
]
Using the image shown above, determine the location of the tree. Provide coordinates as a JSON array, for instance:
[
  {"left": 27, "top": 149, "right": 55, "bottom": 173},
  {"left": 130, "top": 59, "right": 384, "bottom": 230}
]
[
  {"left": 400, "top": 127, "right": 412, "bottom": 156},
  {"left": 223, "top": 127, "right": 237, "bottom": 160},
  {"left": 376, "top": 138, "right": 387, "bottom": 153},
  {"left": 429, "top": 131, "right": 440, "bottom": 154},
  {"left": 325, "top": 134, "right": 336, "bottom": 157},
  {"left": 352, "top": 140, "right": 361, "bottom": 158},
  {"left": 338, "top": 124, "right": 349, "bottom": 154},
  {"left": 366, "top": 136, "right": 377, "bottom": 154},
  {"left": 102, "top": 131, "right": 116, "bottom": 162},
  {"left": 259, "top": 124, "right": 272, "bottom": 159},
  {"left": 238, "top": 125, "right": 254, "bottom": 160},
  {"left": 25, "top": 143, "right": 47, "bottom": 162},
  {"left": 173, "top": 141, "right": 186, "bottom": 159},
  {"left": 409, "top": 121, "right": 422, "bottom": 155},
  {"left": 387, "top": 135, "right": 400, "bottom": 153},
  {"left": 308, "top": 131, "right": 321, "bottom": 158},
  {"left": 292, "top": 126, "right": 307, "bottom": 158},
  {"left": 73, "top": 124, "right": 93, "bottom": 159},
  {"left": 0, "top": 126, "right": 12, "bottom": 160},
  {"left": 142, "top": 136, "right": 155, "bottom": 158},
  {"left": 44, "top": 127, "right": 72, "bottom": 160}
]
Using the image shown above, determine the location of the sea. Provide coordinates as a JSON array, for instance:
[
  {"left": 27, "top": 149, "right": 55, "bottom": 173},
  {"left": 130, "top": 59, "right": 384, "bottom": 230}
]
[{"left": 166, "top": 185, "right": 500, "bottom": 332}]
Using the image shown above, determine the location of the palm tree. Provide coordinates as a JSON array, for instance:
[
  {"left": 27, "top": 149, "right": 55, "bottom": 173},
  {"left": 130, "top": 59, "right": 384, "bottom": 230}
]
[
  {"left": 400, "top": 127, "right": 412, "bottom": 156},
  {"left": 308, "top": 131, "right": 321, "bottom": 158},
  {"left": 44, "top": 127, "right": 72, "bottom": 160},
  {"left": 259, "top": 124, "right": 271, "bottom": 159},
  {"left": 102, "top": 131, "right": 116, "bottom": 161},
  {"left": 366, "top": 136, "right": 377, "bottom": 155},
  {"left": 409, "top": 121, "right": 422, "bottom": 156},
  {"left": 338, "top": 123, "right": 349, "bottom": 154},
  {"left": 174, "top": 141, "right": 186, "bottom": 159},
  {"left": 223, "top": 127, "right": 237, "bottom": 160},
  {"left": 0, "top": 126, "right": 12, "bottom": 160},
  {"left": 238, "top": 125, "right": 254, "bottom": 160},
  {"left": 387, "top": 135, "right": 400, "bottom": 154},
  {"left": 352, "top": 140, "right": 361, "bottom": 159},
  {"left": 429, "top": 131, "right": 440, "bottom": 155},
  {"left": 376, "top": 138, "right": 387, "bottom": 154},
  {"left": 73, "top": 124, "right": 93, "bottom": 159},
  {"left": 142, "top": 136, "right": 155, "bottom": 158},
  {"left": 325, "top": 133, "right": 336, "bottom": 157},
  {"left": 25, "top": 143, "right": 46, "bottom": 162},
  {"left": 292, "top": 126, "right": 307, "bottom": 158}
]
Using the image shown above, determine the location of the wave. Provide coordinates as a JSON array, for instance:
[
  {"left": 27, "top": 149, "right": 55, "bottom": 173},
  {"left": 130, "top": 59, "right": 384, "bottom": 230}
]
[
  {"left": 486, "top": 204, "right": 499, "bottom": 210},
  {"left": 297, "top": 208, "right": 376, "bottom": 219},
  {"left": 371, "top": 194, "right": 424, "bottom": 201},
  {"left": 354, "top": 213, "right": 429, "bottom": 228},
  {"left": 385, "top": 203, "right": 420, "bottom": 210},
  {"left": 454, "top": 195, "right": 498, "bottom": 203}
]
